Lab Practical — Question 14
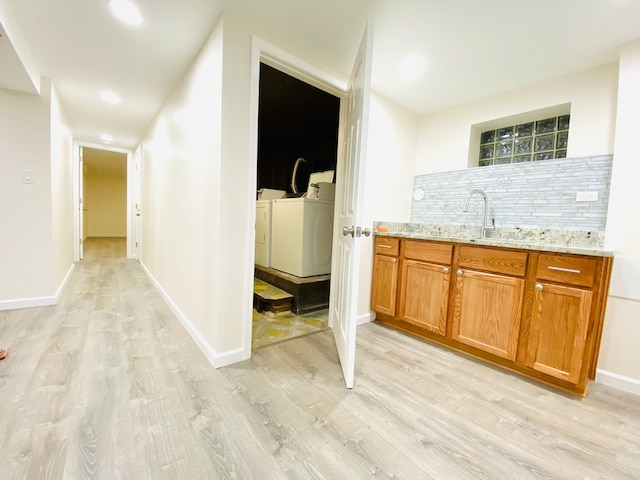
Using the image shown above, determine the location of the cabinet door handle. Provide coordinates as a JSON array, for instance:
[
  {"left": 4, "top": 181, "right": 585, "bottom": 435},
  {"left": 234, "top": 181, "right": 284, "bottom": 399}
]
[
  {"left": 378, "top": 244, "right": 392, "bottom": 249},
  {"left": 392, "top": 258, "right": 397, "bottom": 264},
  {"left": 443, "top": 267, "right": 450, "bottom": 274},
  {"left": 548, "top": 266, "right": 580, "bottom": 274},
  {"left": 456, "top": 269, "right": 463, "bottom": 277},
  {"left": 535, "top": 283, "right": 544, "bottom": 291}
]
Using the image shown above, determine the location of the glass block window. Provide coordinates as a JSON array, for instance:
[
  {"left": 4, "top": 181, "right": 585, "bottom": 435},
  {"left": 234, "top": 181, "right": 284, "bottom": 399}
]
[{"left": 478, "top": 115, "right": 570, "bottom": 166}]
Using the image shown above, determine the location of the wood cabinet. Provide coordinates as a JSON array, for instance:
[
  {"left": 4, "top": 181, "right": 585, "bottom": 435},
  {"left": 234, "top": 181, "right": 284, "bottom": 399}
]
[
  {"left": 452, "top": 269, "right": 524, "bottom": 361},
  {"left": 371, "top": 235, "right": 613, "bottom": 396},
  {"left": 371, "top": 238, "right": 399, "bottom": 316},
  {"left": 527, "top": 253, "right": 597, "bottom": 384},
  {"left": 397, "top": 240, "right": 453, "bottom": 336},
  {"left": 399, "top": 260, "right": 450, "bottom": 335},
  {"left": 452, "top": 245, "right": 527, "bottom": 360}
]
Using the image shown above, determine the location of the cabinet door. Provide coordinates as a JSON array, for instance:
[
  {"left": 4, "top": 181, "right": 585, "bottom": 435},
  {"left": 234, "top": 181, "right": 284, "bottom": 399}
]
[
  {"left": 528, "top": 282, "right": 593, "bottom": 384},
  {"left": 399, "top": 260, "right": 450, "bottom": 335},
  {"left": 371, "top": 254, "right": 399, "bottom": 316},
  {"left": 452, "top": 270, "right": 524, "bottom": 361}
]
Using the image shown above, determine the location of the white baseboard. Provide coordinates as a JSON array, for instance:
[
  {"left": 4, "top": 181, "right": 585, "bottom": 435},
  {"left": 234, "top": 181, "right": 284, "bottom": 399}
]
[
  {"left": 0, "top": 295, "right": 57, "bottom": 311},
  {"left": 596, "top": 369, "right": 640, "bottom": 396},
  {"left": 0, "top": 264, "right": 75, "bottom": 311},
  {"left": 139, "top": 261, "right": 243, "bottom": 368},
  {"left": 357, "top": 312, "right": 375, "bottom": 326}
]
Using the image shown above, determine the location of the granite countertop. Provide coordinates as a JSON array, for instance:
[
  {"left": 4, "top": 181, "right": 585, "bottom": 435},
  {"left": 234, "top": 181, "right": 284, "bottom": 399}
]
[{"left": 373, "top": 222, "right": 613, "bottom": 257}]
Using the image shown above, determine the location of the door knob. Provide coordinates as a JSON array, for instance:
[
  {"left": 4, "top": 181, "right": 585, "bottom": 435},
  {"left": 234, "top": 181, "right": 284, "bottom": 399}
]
[
  {"left": 343, "top": 225, "right": 371, "bottom": 238},
  {"left": 343, "top": 226, "right": 355, "bottom": 237}
]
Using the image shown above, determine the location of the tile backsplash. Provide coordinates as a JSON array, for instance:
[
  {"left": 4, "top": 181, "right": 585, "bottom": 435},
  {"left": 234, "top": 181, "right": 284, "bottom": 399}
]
[{"left": 411, "top": 155, "right": 612, "bottom": 231}]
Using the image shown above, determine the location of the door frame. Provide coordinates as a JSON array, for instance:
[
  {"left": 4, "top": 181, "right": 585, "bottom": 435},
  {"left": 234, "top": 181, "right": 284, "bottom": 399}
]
[
  {"left": 72, "top": 141, "right": 137, "bottom": 261},
  {"left": 244, "top": 36, "right": 348, "bottom": 358}
]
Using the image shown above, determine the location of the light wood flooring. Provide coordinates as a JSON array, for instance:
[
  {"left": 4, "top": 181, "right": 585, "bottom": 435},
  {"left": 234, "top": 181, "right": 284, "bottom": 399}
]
[{"left": 0, "top": 237, "right": 639, "bottom": 479}]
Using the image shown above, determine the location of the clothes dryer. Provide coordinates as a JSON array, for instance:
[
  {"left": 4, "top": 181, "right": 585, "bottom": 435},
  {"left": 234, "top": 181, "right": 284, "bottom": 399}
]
[{"left": 271, "top": 198, "right": 334, "bottom": 277}]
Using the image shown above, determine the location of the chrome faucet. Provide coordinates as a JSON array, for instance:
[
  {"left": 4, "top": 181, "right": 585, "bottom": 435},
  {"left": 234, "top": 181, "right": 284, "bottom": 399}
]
[{"left": 463, "top": 188, "right": 495, "bottom": 238}]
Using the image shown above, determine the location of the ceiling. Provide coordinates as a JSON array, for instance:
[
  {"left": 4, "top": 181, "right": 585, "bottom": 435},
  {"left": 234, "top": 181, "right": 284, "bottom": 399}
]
[{"left": 2, "top": 0, "right": 640, "bottom": 151}]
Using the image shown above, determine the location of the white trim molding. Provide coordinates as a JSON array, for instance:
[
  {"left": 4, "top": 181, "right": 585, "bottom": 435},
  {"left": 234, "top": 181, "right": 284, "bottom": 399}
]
[
  {"left": 140, "top": 261, "right": 244, "bottom": 369},
  {"left": 73, "top": 140, "right": 135, "bottom": 262},
  {"left": 245, "top": 35, "right": 348, "bottom": 362},
  {"left": 596, "top": 369, "right": 640, "bottom": 396},
  {"left": 0, "top": 264, "right": 75, "bottom": 311},
  {"left": 357, "top": 312, "right": 375, "bottom": 326}
]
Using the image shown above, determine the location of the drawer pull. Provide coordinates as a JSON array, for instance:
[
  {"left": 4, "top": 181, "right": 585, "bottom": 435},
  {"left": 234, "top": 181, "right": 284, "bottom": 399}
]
[
  {"left": 443, "top": 267, "right": 450, "bottom": 274},
  {"left": 548, "top": 266, "right": 581, "bottom": 274},
  {"left": 456, "top": 269, "right": 463, "bottom": 277},
  {"left": 379, "top": 244, "right": 393, "bottom": 249},
  {"left": 535, "top": 283, "right": 543, "bottom": 292}
]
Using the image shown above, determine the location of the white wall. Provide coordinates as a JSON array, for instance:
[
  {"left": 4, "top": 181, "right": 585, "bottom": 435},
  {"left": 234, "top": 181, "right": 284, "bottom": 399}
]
[
  {"left": 598, "top": 40, "right": 640, "bottom": 395},
  {"left": 358, "top": 92, "right": 417, "bottom": 323},
  {"left": 0, "top": 79, "right": 74, "bottom": 308},
  {"left": 216, "top": 15, "right": 254, "bottom": 353},
  {"left": 0, "top": 83, "right": 53, "bottom": 301},
  {"left": 49, "top": 84, "right": 74, "bottom": 291},
  {"left": 415, "top": 63, "right": 618, "bottom": 174},
  {"left": 140, "top": 16, "right": 226, "bottom": 362},
  {"left": 84, "top": 170, "right": 127, "bottom": 237}
]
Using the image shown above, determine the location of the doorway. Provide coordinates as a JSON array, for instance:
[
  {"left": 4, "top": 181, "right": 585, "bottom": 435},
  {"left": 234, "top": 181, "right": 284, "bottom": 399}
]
[
  {"left": 73, "top": 142, "right": 137, "bottom": 262},
  {"left": 252, "top": 63, "right": 340, "bottom": 349},
  {"left": 82, "top": 147, "right": 127, "bottom": 253}
]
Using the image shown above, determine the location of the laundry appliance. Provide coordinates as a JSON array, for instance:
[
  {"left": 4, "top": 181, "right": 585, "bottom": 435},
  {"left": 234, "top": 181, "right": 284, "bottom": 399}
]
[
  {"left": 270, "top": 198, "right": 334, "bottom": 277},
  {"left": 255, "top": 199, "right": 274, "bottom": 268}
]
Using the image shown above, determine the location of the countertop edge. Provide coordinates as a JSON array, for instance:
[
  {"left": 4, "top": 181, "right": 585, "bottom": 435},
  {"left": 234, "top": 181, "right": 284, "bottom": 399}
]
[{"left": 373, "top": 231, "right": 614, "bottom": 257}]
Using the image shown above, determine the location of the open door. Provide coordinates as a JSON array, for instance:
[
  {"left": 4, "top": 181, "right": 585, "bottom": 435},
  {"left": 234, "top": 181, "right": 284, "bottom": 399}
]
[
  {"left": 330, "top": 24, "right": 373, "bottom": 388},
  {"left": 133, "top": 146, "right": 142, "bottom": 259}
]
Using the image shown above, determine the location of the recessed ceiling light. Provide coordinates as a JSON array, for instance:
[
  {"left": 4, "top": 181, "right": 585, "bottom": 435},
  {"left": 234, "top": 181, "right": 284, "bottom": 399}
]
[
  {"left": 100, "top": 90, "right": 121, "bottom": 104},
  {"left": 100, "top": 133, "right": 113, "bottom": 143},
  {"left": 398, "top": 54, "right": 426, "bottom": 80},
  {"left": 107, "top": 0, "right": 143, "bottom": 26}
]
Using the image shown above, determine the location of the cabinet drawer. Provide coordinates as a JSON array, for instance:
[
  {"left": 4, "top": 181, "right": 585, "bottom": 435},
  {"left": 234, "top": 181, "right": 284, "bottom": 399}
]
[
  {"left": 458, "top": 245, "right": 527, "bottom": 276},
  {"left": 536, "top": 254, "right": 596, "bottom": 288},
  {"left": 403, "top": 240, "right": 453, "bottom": 265},
  {"left": 375, "top": 237, "right": 400, "bottom": 256}
]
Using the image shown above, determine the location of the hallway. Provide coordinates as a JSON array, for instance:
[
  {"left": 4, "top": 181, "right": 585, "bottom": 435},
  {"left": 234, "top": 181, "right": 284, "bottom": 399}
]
[{"left": 0, "top": 239, "right": 639, "bottom": 479}]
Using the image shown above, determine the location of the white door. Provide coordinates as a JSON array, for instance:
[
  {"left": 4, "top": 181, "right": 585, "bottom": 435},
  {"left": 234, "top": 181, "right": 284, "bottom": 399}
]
[
  {"left": 133, "top": 147, "right": 142, "bottom": 259},
  {"left": 329, "top": 24, "right": 373, "bottom": 389},
  {"left": 79, "top": 147, "right": 85, "bottom": 260}
]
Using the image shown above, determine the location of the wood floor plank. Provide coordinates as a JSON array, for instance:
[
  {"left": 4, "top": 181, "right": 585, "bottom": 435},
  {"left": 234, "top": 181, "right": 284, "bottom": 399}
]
[{"left": 0, "top": 237, "right": 639, "bottom": 479}]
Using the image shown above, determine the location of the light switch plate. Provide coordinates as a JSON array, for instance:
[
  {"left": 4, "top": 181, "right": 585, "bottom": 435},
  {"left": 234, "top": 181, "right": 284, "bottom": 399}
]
[
  {"left": 22, "top": 169, "right": 34, "bottom": 184},
  {"left": 576, "top": 191, "right": 598, "bottom": 202}
]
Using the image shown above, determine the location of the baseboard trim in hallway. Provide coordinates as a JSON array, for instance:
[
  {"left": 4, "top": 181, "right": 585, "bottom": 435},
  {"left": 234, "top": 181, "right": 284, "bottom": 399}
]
[
  {"left": 139, "top": 260, "right": 246, "bottom": 368},
  {"left": 0, "top": 264, "right": 75, "bottom": 311}
]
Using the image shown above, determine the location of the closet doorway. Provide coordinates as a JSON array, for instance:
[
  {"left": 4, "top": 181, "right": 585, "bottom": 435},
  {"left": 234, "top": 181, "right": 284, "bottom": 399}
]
[{"left": 252, "top": 63, "right": 340, "bottom": 350}]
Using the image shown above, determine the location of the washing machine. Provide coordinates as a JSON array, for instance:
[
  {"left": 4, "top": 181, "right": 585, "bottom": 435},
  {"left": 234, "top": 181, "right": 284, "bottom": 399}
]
[
  {"left": 255, "top": 199, "right": 274, "bottom": 268},
  {"left": 271, "top": 198, "right": 335, "bottom": 277}
]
